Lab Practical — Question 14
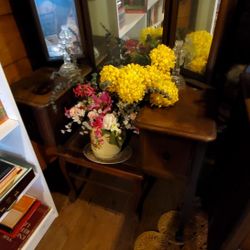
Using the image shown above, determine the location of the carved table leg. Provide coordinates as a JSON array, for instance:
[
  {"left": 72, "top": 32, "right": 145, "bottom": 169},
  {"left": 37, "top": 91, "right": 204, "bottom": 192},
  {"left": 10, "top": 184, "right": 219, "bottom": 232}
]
[
  {"left": 136, "top": 175, "right": 156, "bottom": 219},
  {"left": 59, "top": 157, "right": 77, "bottom": 202},
  {"left": 175, "top": 141, "right": 207, "bottom": 242}
]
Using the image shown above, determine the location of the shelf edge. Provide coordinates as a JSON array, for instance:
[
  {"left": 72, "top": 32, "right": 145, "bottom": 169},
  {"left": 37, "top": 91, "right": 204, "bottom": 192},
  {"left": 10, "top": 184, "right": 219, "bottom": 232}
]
[{"left": 0, "top": 119, "right": 19, "bottom": 140}]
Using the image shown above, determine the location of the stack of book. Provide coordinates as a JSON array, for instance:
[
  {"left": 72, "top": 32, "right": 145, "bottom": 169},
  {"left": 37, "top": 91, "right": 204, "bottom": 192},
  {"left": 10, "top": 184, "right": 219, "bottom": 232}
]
[
  {"left": 0, "top": 194, "right": 50, "bottom": 249},
  {"left": 0, "top": 157, "right": 44, "bottom": 249},
  {"left": 0, "top": 158, "right": 35, "bottom": 216}
]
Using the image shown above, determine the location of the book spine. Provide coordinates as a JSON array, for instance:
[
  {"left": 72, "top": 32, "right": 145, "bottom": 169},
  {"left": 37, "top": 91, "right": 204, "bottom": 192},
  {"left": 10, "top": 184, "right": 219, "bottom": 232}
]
[
  {"left": 0, "top": 204, "right": 50, "bottom": 250},
  {"left": 0, "top": 160, "right": 15, "bottom": 181},
  {"left": 0, "top": 167, "right": 21, "bottom": 194},
  {"left": 0, "top": 200, "right": 41, "bottom": 237},
  {"left": 0, "top": 169, "right": 35, "bottom": 217}
]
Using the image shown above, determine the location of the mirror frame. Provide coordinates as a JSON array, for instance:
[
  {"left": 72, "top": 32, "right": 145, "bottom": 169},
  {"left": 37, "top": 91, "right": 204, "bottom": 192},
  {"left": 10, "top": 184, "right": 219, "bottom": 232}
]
[{"left": 162, "top": 0, "right": 238, "bottom": 85}]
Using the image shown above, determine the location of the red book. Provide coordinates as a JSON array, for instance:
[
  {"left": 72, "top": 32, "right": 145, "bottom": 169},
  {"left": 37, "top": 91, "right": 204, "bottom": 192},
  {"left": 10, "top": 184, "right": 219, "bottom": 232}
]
[
  {"left": 0, "top": 200, "right": 41, "bottom": 238},
  {"left": 0, "top": 204, "right": 50, "bottom": 250},
  {"left": 0, "top": 168, "right": 35, "bottom": 217}
]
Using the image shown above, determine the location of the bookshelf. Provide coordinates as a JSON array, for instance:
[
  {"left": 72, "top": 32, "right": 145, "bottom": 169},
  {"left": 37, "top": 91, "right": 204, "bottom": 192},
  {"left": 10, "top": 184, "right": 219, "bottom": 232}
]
[
  {"left": 147, "top": 0, "right": 160, "bottom": 10},
  {"left": 0, "top": 119, "right": 19, "bottom": 141},
  {"left": 87, "top": 0, "right": 163, "bottom": 39},
  {"left": 119, "top": 13, "right": 146, "bottom": 38},
  {"left": 0, "top": 64, "right": 58, "bottom": 249}
]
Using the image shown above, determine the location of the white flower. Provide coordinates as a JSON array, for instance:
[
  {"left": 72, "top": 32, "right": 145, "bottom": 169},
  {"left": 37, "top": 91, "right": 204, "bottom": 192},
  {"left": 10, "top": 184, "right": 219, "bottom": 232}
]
[
  {"left": 69, "top": 103, "right": 85, "bottom": 124},
  {"left": 103, "top": 113, "right": 118, "bottom": 130},
  {"left": 88, "top": 110, "right": 98, "bottom": 121}
]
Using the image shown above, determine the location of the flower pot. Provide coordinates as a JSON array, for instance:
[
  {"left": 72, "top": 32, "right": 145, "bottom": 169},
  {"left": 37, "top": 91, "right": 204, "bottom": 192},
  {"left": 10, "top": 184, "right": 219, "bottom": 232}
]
[{"left": 90, "top": 130, "right": 122, "bottom": 160}]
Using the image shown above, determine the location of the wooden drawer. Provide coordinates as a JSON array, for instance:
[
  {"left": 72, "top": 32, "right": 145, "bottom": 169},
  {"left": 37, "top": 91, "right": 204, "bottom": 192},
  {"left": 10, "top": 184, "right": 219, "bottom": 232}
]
[{"left": 140, "top": 130, "right": 193, "bottom": 179}]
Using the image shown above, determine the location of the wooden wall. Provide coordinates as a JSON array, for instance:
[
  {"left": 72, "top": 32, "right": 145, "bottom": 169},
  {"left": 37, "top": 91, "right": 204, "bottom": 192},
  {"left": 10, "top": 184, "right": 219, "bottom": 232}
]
[
  {"left": 0, "top": 1, "right": 32, "bottom": 85},
  {"left": 240, "top": 231, "right": 250, "bottom": 250}
]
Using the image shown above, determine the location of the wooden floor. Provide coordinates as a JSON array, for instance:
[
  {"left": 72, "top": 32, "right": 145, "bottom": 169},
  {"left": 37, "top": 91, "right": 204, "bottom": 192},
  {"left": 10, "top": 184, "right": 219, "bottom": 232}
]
[{"left": 36, "top": 171, "right": 200, "bottom": 250}]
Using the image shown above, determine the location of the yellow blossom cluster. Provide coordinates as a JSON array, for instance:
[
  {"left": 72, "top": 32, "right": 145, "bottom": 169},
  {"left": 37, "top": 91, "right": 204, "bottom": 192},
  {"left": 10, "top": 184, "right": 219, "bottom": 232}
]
[
  {"left": 144, "top": 65, "right": 179, "bottom": 107},
  {"left": 150, "top": 44, "right": 176, "bottom": 73},
  {"left": 100, "top": 44, "right": 179, "bottom": 107},
  {"left": 116, "top": 64, "right": 146, "bottom": 103},
  {"left": 184, "top": 30, "right": 212, "bottom": 74},
  {"left": 99, "top": 65, "right": 120, "bottom": 92},
  {"left": 100, "top": 64, "right": 146, "bottom": 104},
  {"left": 140, "top": 26, "right": 163, "bottom": 44}
]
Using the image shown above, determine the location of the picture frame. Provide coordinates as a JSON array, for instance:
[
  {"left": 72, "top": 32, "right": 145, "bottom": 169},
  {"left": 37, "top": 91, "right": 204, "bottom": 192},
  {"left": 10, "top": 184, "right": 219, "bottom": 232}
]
[
  {"left": 10, "top": 0, "right": 94, "bottom": 69},
  {"left": 31, "top": 0, "right": 84, "bottom": 60}
]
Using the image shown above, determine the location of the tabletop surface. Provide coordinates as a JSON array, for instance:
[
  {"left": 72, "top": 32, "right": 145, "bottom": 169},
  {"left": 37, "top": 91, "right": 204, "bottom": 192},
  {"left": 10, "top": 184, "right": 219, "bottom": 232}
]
[{"left": 135, "top": 85, "right": 217, "bottom": 142}]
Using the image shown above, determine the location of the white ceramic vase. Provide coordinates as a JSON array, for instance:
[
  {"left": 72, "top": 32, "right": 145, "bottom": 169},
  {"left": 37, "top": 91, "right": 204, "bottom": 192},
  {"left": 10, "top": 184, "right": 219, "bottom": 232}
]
[{"left": 90, "top": 130, "right": 121, "bottom": 160}]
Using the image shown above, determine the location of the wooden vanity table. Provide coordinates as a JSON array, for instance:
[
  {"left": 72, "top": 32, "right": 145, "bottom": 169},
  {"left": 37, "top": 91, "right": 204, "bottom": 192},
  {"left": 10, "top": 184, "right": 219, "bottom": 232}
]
[
  {"left": 135, "top": 85, "right": 216, "bottom": 240},
  {"left": 57, "top": 84, "right": 216, "bottom": 242}
]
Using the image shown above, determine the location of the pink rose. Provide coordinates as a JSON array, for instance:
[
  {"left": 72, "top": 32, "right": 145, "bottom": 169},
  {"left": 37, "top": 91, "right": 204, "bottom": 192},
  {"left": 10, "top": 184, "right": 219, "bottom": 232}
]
[
  {"left": 73, "top": 83, "right": 95, "bottom": 97},
  {"left": 91, "top": 115, "right": 104, "bottom": 129}
]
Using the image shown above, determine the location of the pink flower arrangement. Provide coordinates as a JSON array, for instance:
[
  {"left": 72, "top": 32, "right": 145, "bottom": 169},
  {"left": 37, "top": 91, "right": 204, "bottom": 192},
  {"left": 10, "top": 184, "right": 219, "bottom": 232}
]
[{"left": 62, "top": 81, "right": 139, "bottom": 147}]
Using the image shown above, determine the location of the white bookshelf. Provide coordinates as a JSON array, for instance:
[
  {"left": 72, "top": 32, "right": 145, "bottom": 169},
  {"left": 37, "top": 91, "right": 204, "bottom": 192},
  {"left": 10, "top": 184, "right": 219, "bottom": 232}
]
[
  {"left": 87, "top": 0, "right": 163, "bottom": 39},
  {"left": 147, "top": 0, "right": 159, "bottom": 10},
  {"left": 0, "top": 64, "right": 58, "bottom": 249},
  {"left": 0, "top": 119, "right": 19, "bottom": 140},
  {"left": 119, "top": 13, "right": 146, "bottom": 38}
]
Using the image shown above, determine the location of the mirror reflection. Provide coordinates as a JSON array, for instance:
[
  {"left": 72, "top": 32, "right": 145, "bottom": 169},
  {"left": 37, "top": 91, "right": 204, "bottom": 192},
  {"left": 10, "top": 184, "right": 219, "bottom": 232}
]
[
  {"left": 34, "top": 0, "right": 83, "bottom": 58},
  {"left": 87, "top": 0, "right": 165, "bottom": 66},
  {"left": 175, "top": 0, "right": 221, "bottom": 74}
]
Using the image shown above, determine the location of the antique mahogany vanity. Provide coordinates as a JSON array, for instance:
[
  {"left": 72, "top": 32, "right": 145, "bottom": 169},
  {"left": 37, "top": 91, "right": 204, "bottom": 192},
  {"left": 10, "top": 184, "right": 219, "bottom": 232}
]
[
  {"left": 9, "top": 0, "right": 238, "bottom": 245},
  {"left": 55, "top": 84, "right": 216, "bottom": 241}
]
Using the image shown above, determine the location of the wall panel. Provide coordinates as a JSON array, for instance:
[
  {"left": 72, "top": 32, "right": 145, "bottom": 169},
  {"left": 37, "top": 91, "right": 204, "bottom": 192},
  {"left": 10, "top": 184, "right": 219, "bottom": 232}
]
[
  {"left": 0, "top": 1, "right": 32, "bottom": 85},
  {"left": 0, "top": 1, "right": 11, "bottom": 15}
]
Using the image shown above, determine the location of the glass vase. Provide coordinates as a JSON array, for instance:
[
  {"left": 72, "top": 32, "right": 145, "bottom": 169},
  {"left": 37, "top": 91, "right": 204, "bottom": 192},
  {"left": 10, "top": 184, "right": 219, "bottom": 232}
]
[{"left": 172, "top": 40, "right": 186, "bottom": 89}]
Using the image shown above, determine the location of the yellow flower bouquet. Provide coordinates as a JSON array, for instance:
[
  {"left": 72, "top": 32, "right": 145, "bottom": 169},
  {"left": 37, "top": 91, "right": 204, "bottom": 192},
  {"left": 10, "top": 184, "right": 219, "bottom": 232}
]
[
  {"left": 183, "top": 30, "right": 212, "bottom": 74},
  {"left": 122, "top": 26, "right": 163, "bottom": 65},
  {"left": 100, "top": 44, "right": 178, "bottom": 108},
  {"left": 62, "top": 37, "right": 179, "bottom": 161}
]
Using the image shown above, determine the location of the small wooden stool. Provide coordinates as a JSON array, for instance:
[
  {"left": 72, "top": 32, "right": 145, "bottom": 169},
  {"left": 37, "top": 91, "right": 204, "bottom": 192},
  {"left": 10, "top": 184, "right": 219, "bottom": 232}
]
[{"left": 56, "top": 132, "right": 144, "bottom": 211}]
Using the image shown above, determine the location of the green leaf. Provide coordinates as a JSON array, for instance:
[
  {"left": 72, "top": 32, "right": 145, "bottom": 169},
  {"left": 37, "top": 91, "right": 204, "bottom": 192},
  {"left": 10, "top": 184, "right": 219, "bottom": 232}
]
[
  {"left": 99, "top": 81, "right": 111, "bottom": 90},
  {"left": 109, "top": 132, "right": 117, "bottom": 145}
]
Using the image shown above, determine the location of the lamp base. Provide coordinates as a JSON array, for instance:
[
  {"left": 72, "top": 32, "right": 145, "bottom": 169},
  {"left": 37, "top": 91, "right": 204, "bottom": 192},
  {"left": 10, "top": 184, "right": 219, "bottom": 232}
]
[
  {"left": 58, "top": 62, "right": 79, "bottom": 78},
  {"left": 173, "top": 74, "right": 186, "bottom": 90}
]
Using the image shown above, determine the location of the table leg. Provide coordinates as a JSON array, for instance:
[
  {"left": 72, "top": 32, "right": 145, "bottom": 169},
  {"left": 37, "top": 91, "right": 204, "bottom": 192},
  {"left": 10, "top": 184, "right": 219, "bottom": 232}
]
[
  {"left": 136, "top": 175, "right": 156, "bottom": 219},
  {"left": 59, "top": 157, "right": 77, "bottom": 202},
  {"left": 175, "top": 141, "right": 207, "bottom": 242}
]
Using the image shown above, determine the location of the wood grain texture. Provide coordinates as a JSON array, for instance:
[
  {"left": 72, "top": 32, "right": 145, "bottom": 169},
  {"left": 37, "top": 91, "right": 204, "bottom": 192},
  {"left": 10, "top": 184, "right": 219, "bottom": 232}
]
[
  {"left": 139, "top": 130, "right": 192, "bottom": 179},
  {"left": 0, "top": 2, "right": 33, "bottom": 85},
  {"left": 3, "top": 57, "right": 32, "bottom": 85},
  {"left": 240, "top": 231, "right": 250, "bottom": 250},
  {"left": 36, "top": 172, "right": 186, "bottom": 250},
  {"left": 36, "top": 173, "right": 134, "bottom": 250},
  {"left": 0, "top": 15, "right": 28, "bottom": 67},
  {"left": 0, "top": 1, "right": 12, "bottom": 15},
  {"left": 177, "top": 0, "right": 192, "bottom": 28},
  {"left": 135, "top": 86, "right": 216, "bottom": 142}
]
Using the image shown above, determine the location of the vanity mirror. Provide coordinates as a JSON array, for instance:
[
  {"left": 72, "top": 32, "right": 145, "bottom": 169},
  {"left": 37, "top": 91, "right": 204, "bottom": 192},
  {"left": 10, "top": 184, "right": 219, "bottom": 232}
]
[
  {"left": 86, "top": 0, "right": 166, "bottom": 66},
  {"left": 163, "top": 0, "right": 238, "bottom": 84},
  {"left": 10, "top": 0, "right": 93, "bottom": 69}
]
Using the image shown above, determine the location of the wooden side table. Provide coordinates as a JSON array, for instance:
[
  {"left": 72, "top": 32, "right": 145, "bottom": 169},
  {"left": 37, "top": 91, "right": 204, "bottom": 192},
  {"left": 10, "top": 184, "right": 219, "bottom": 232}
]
[
  {"left": 135, "top": 85, "right": 217, "bottom": 242},
  {"left": 56, "top": 132, "right": 144, "bottom": 210}
]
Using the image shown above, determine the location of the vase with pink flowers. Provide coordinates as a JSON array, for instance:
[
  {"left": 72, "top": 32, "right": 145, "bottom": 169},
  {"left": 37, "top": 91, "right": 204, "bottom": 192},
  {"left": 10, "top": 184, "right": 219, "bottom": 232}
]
[
  {"left": 62, "top": 43, "right": 180, "bottom": 162},
  {"left": 61, "top": 79, "right": 138, "bottom": 161}
]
